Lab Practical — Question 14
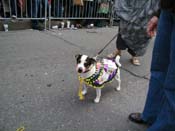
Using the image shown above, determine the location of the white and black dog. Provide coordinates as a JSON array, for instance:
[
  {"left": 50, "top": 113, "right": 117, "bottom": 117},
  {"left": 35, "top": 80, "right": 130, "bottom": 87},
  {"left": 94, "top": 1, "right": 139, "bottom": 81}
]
[{"left": 75, "top": 54, "right": 121, "bottom": 103}]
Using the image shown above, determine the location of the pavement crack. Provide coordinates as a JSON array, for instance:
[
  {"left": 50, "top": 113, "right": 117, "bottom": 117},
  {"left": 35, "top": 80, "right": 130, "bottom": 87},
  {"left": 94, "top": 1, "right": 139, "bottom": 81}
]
[
  {"left": 43, "top": 30, "right": 94, "bottom": 53},
  {"left": 121, "top": 67, "right": 150, "bottom": 80}
]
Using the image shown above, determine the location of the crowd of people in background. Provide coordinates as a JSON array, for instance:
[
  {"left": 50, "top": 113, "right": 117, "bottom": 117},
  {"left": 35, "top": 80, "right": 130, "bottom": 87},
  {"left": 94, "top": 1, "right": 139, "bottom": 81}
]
[
  {"left": 0, "top": 0, "right": 111, "bottom": 17},
  {"left": 0, "top": 0, "right": 112, "bottom": 30}
]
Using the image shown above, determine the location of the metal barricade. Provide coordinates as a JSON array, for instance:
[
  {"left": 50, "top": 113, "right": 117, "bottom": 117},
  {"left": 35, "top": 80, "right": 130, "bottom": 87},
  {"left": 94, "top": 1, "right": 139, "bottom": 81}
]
[
  {"left": 48, "top": 0, "right": 114, "bottom": 29},
  {"left": 0, "top": 0, "right": 114, "bottom": 30},
  {"left": 0, "top": 0, "right": 48, "bottom": 30}
]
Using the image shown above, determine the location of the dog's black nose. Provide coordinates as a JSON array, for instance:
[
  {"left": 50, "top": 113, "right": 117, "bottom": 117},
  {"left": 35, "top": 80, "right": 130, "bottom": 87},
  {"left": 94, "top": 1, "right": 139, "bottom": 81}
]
[{"left": 78, "top": 68, "right": 83, "bottom": 73}]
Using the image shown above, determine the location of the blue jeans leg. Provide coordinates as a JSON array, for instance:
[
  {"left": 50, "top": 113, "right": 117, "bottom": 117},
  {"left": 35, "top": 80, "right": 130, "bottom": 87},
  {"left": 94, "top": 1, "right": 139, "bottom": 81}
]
[
  {"left": 10, "top": 0, "right": 17, "bottom": 16},
  {"left": 41, "top": 0, "right": 48, "bottom": 17},
  {"left": 31, "top": 0, "right": 40, "bottom": 28},
  {"left": 147, "top": 10, "right": 175, "bottom": 131},
  {"left": 141, "top": 10, "right": 172, "bottom": 124}
]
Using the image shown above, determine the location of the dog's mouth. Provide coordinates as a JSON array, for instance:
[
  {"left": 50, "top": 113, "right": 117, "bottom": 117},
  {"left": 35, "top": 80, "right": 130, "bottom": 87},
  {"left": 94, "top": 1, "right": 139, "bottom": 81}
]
[{"left": 83, "top": 69, "right": 90, "bottom": 73}]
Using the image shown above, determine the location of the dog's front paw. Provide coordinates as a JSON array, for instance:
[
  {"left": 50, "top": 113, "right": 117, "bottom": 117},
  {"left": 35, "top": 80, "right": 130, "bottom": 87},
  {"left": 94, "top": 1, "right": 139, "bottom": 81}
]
[
  {"left": 115, "top": 87, "right": 121, "bottom": 91},
  {"left": 94, "top": 98, "right": 100, "bottom": 103}
]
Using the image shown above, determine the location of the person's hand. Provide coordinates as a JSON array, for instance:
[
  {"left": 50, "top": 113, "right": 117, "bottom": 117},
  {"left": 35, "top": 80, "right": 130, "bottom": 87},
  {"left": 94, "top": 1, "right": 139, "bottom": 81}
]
[{"left": 147, "top": 16, "right": 159, "bottom": 37}]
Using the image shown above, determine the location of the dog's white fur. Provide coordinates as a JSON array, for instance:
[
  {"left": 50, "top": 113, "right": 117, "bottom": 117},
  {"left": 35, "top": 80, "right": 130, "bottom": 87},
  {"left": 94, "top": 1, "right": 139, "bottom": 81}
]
[{"left": 76, "top": 55, "right": 121, "bottom": 103}]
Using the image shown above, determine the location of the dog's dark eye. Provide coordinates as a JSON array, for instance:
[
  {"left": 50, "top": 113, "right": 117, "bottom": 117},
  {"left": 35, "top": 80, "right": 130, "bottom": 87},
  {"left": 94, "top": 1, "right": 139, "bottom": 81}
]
[
  {"left": 84, "top": 63, "right": 89, "bottom": 67},
  {"left": 84, "top": 60, "right": 92, "bottom": 67},
  {"left": 77, "top": 60, "right": 81, "bottom": 63}
]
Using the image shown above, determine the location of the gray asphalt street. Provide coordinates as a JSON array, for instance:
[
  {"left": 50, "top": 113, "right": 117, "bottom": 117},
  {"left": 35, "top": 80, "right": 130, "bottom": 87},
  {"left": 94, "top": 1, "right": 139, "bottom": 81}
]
[{"left": 0, "top": 28, "right": 154, "bottom": 131}]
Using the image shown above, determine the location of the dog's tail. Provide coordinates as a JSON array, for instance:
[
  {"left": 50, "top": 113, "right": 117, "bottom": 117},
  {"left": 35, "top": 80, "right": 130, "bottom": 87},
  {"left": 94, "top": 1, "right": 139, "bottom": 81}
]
[{"left": 115, "top": 55, "right": 122, "bottom": 67}]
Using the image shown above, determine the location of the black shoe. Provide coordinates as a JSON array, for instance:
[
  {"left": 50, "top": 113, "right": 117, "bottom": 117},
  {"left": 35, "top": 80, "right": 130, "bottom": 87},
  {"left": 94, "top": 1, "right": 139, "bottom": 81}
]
[
  {"left": 32, "top": 25, "right": 45, "bottom": 31},
  {"left": 128, "top": 113, "right": 147, "bottom": 124},
  {"left": 38, "top": 20, "right": 44, "bottom": 23}
]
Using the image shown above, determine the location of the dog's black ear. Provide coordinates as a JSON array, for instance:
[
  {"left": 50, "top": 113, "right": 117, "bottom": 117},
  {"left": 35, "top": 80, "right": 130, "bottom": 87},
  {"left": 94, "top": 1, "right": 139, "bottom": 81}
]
[
  {"left": 84, "top": 57, "right": 96, "bottom": 68},
  {"left": 75, "top": 54, "right": 81, "bottom": 59},
  {"left": 89, "top": 58, "right": 96, "bottom": 64}
]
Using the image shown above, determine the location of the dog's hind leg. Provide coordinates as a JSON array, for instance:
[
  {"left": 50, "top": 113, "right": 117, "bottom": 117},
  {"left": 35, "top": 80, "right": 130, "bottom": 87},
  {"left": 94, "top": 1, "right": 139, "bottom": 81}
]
[
  {"left": 115, "top": 69, "right": 121, "bottom": 91},
  {"left": 82, "top": 84, "right": 88, "bottom": 95},
  {"left": 94, "top": 88, "right": 101, "bottom": 103}
]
